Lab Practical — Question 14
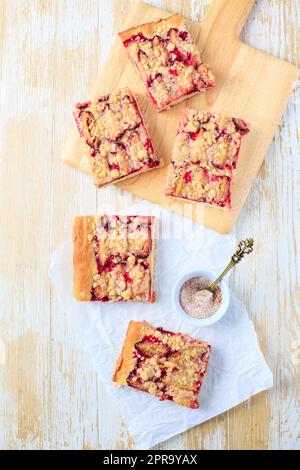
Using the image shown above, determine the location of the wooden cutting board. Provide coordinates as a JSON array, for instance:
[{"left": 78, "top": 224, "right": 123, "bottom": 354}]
[{"left": 61, "top": 0, "right": 298, "bottom": 234}]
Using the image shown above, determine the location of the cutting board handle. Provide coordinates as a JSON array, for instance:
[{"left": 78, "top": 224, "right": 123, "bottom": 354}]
[{"left": 202, "top": 0, "right": 255, "bottom": 39}]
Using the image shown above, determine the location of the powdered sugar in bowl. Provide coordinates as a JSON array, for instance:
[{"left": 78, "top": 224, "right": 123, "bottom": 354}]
[{"left": 172, "top": 269, "right": 230, "bottom": 326}]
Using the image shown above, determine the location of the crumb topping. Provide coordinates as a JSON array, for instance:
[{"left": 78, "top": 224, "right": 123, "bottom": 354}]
[
  {"left": 74, "top": 89, "right": 160, "bottom": 187},
  {"left": 165, "top": 164, "right": 231, "bottom": 206},
  {"left": 120, "top": 16, "right": 215, "bottom": 111},
  {"left": 86, "top": 216, "right": 154, "bottom": 302},
  {"left": 125, "top": 322, "right": 211, "bottom": 408},
  {"left": 165, "top": 110, "right": 249, "bottom": 208}
]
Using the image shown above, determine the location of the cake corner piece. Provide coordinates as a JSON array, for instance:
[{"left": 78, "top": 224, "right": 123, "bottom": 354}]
[
  {"left": 119, "top": 14, "right": 215, "bottom": 112},
  {"left": 113, "top": 320, "right": 211, "bottom": 408},
  {"left": 164, "top": 109, "right": 250, "bottom": 209},
  {"left": 73, "top": 216, "right": 156, "bottom": 303},
  {"left": 73, "top": 88, "right": 161, "bottom": 188}
]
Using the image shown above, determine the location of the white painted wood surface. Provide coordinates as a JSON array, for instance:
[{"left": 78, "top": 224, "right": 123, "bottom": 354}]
[{"left": 0, "top": 0, "right": 299, "bottom": 449}]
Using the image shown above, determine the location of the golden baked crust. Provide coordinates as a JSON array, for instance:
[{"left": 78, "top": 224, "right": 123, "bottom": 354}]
[
  {"left": 73, "top": 215, "right": 156, "bottom": 302},
  {"left": 112, "top": 320, "right": 145, "bottom": 384},
  {"left": 165, "top": 109, "right": 250, "bottom": 209},
  {"left": 73, "top": 216, "right": 98, "bottom": 301},
  {"left": 119, "top": 16, "right": 215, "bottom": 112},
  {"left": 113, "top": 321, "right": 211, "bottom": 408},
  {"left": 74, "top": 88, "right": 161, "bottom": 187}
]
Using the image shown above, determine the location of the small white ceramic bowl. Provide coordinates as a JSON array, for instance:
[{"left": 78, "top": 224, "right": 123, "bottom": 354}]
[{"left": 172, "top": 269, "right": 230, "bottom": 326}]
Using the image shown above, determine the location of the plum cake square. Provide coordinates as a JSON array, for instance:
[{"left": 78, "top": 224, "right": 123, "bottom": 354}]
[
  {"left": 165, "top": 109, "right": 250, "bottom": 208},
  {"left": 74, "top": 88, "right": 161, "bottom": 188},
  {"left": 119, "top": 14, "right": 215, "bottom": 111},
  {"left": 73, "top": 215, "right": 156, "bottom": 302},
  {"left": 113, "top": 320, "right": 211, "bottom": 408}
]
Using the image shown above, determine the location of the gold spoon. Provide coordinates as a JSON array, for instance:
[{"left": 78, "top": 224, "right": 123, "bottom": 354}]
[{"left": 206, "top": 238, "right": 254, "bottom": 293}]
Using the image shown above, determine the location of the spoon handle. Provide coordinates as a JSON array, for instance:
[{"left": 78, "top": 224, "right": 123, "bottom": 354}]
[{"left": 208, "top": 238, "right": 254, "bottom": 293}]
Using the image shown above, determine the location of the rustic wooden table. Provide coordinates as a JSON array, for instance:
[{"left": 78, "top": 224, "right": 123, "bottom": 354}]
[{"left": 0, "top": 0, "right": 299, "bottom": 450}]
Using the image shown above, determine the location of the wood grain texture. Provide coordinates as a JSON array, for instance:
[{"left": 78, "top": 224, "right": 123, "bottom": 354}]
[
  {"left": 0, "top": 0, "right": 299, "bottom": 450},
  {"left": 61, "top": 0, "right": 298, "bottom": 234}
]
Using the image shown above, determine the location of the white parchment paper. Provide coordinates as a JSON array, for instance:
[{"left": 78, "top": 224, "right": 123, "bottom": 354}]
[{"left": 49, "top": 202, "right": 273, "bottom": 449}]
